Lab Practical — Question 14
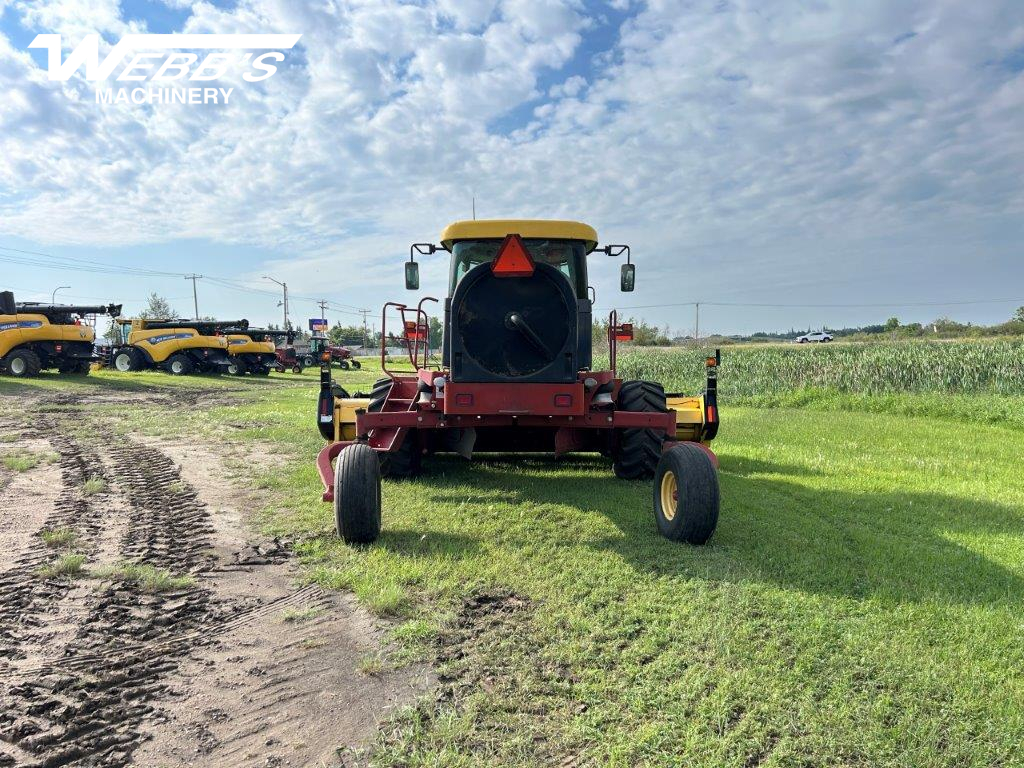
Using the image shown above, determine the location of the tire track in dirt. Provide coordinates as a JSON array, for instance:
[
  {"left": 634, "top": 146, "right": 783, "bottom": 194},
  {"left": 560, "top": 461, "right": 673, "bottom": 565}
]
[
  {"left": 0, "top": 436, "right": 221, "bottom": 767},
  {"left": 2, "top": 390, "right": 430, "bottom": 768}
]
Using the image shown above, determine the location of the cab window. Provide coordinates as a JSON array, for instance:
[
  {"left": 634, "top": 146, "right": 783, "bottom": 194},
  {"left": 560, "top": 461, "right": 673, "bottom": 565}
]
[{"left": 450, "top": 239, "right": 588, "bottom": 298}]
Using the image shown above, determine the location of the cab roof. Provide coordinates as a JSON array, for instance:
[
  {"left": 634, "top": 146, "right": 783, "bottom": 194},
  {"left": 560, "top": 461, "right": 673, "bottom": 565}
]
[{"left": 440, "top": 219, "right": 599, "bottom": 253}]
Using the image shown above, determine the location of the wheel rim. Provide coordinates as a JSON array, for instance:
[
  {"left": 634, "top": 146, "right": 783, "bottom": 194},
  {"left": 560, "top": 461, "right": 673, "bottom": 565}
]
[
  {"left": 115, "top": 354, "right": 130, "bottom": 371},
  {"left": 172, "top": 361, "right": 183, "bottom": 374},
  {"left": 10, "top": 358, "right": 25, "bottom": 375},
  {"left": 660, "top": 470, "right": 679, "bottom": 521}
]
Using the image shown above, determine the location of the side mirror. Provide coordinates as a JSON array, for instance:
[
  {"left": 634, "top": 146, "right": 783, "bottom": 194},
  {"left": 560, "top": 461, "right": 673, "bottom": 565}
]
[
  {"left": 405, "top": 261, "right": 420, "bottom": 291},
  {"left": 0, "top": 291, "right": 15, "bottom": 315},
  {"left": 620, "top": 263, "right": 635, "bottom": 292}
]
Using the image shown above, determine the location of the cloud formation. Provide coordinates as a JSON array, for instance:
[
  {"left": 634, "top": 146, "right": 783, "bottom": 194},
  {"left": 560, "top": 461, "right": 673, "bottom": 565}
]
[{"left": 0, "top": 0, "right": 1022, "bottom": 329}]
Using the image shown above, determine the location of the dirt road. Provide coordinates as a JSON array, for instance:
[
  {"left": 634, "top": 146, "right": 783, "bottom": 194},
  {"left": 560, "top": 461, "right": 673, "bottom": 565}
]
[{"left": 0, "top": 387, "right": 428, "bottom": 767}]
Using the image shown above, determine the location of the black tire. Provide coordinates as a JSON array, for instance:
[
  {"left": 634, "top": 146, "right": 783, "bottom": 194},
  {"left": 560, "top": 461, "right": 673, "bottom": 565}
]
[
  {"left": 2, "top": 349, "right": 42, "bottom": 378},
  {"left": 368, "top": 378, "right": 420, "bottom": 478},
  {"left": 226, "top": 358, "right": 247, "bottom": 376},
  {"left": 612, "top": 380, "right": 667, "bottom": 479},
  {"left": 654, "top": 444, "right": 719, "bottom": 544},
  {"left": 334, "top": 443, "right": 382, "bottom": 544},
  {"left": 798, "top": 338, "right": 808, "bottom": 344},
  {"left": 351, "top": 360, "right": 361, "bottom": 370},
  {"left": 292, "top": 364, "right": 303, "bottom": 374},
  {"left": 302, "top": 355, "right": 316, "bottom": 367},
  {"left": 254, "top": 365, "right": 271, "bottom": 376},
  {"left": 338, "top": 360, "right": 350, "bottom": 370},
  {"left": 166, "top": 353, "right": 193, "bottom": 376},
  {"left": 113, "top": 348, "right": 142, "bottom": 372}
]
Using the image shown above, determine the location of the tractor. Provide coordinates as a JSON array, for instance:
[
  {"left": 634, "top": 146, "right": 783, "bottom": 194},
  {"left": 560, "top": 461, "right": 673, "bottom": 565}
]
[
  {"left": 111, "top": 318, "right": 248, "bottom": 375},
  {"left": 0, "top": 291, "right": 122, "bottom": 377},
  {"left": 306, "top": 337, "right": 362, "bottom": 370},
  {"left": 315, "top": 220, "right": 720, "bottom": 545},
  {"left": 227, "top": 328, "right": 291, "bottom": 375}
]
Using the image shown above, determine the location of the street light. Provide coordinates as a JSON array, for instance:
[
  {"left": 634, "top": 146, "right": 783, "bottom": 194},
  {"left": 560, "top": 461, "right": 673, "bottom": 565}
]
[
  {"left": 262, "top": 275, "right": 289, "bottom": 331},
  {"left": 52, "top": 285, "right": 70, "bottom": 304}
]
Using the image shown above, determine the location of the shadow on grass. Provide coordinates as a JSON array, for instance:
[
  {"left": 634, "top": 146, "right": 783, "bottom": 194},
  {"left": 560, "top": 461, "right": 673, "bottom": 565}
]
[{"left": 405, "top": 453, "right": 1023, "bottom": 609}]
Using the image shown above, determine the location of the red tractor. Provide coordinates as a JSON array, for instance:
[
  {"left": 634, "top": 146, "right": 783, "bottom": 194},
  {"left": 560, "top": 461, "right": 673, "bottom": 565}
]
[
  {"left": 315, "top": 220, "right": 720, "bottom": 545},
  {"left": 305, "top": 337, "right": 361, "bottom": 369}
]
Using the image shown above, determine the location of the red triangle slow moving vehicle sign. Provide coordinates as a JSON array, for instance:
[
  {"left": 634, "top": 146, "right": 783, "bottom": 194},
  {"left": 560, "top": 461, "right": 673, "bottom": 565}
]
[{"left": 491, "top": 234, "right": 535, "bottom": 277}]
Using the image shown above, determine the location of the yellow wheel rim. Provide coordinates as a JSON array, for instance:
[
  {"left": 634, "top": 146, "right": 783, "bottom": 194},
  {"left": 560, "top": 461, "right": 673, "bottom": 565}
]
[{"left": 660, "top": 470, "right": 679, "bottom": 521}]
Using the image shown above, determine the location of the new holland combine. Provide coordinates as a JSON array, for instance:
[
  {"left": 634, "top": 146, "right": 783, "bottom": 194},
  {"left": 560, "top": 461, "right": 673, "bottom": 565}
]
[
  {"left": 226, "top": 328, "right": 291, "bottom": 375},
  {"left": 111, "top": 317, "right": 248, "bottom": 375},
  {"left": 315, "top": 220, "right": 721, "bottom": 545},
  {"left": 0, "top": 291, "right": 121, "bottom": 377}
]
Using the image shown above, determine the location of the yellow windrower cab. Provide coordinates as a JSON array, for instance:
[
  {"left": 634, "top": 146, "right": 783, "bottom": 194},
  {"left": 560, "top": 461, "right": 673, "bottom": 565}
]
[
  {"left": 316, "top": 219, "right": 721, "bottom": 546},
  {"left": 225, "top": 329, "right": 291, "bottom": 376},
  {"left": 110, "top": 317, "right": 248, "bottom": 375},
  {"left": 0, "top": 291, "right": 121, "bottom": 378}
]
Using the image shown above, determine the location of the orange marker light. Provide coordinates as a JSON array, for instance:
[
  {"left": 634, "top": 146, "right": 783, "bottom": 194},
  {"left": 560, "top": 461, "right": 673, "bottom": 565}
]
[
  {"left": 706, "top": 405, "right": 717, "bottom": 422},
  {"left": 706, "top": 357, "right": 717, "bottom": 367},
  {"left": 491, "top": 234, "right": 535, "bottom": 277}
]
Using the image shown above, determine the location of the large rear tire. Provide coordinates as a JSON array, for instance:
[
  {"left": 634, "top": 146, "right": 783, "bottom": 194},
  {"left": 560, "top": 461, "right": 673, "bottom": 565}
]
[
  {"left": 2, "top": 349, "right": 42, "bottom": 378},
  {"left": 654, "top": 444, "right": 719, "bottom": 544},
  {"left": 368, "top": 378, "right": 421, "bottom": 478},
  {"left": 351, "top": 359, "right": 361, "bottom": 369},
  {"left": 113, "top": 348, "right": 141, "bottom": 372},
  {"left": 338, "top": 359, "right": 350, "bottom": 370},
  {"left": 334, "top": 444, "right": 382, "bottom": 544},
  {"left": 166, "top": 353, "right": 193, "bottom": 376},
  {"left": 612, "top": 381, "right": 667, "bottom": 479},
  {"left": 227, "top": 359, "right": 247, "bottom": 376}
]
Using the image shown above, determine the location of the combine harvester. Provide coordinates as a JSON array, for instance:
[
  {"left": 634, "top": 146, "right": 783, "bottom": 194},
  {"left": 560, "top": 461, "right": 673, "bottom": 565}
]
[
  {"left": 315, "top": 220, "right": 721, "bottom": 545},
  {"left": 226, "top": 328, "right": 291, "bottom": 375},
  {"left": 0, "top": 291, "right": 121, "bottom": 377},
  {"left": 111, "top": 317, "right": 248, "bottom": 375}
]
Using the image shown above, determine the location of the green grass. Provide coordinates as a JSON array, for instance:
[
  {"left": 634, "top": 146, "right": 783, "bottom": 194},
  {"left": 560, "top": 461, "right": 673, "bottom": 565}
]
[
  {"left": 92, "top": 562, "right": 196, "bottom": 593},
  {"left": 37, "top": 553, "right": 87, "bottom": 579},
  {"left": 1, "top": 452, "right": 39, "bottom": 471},
  {"left": 6, "top": 358, "right": 1023, "bottom": 766},
  {"left": 82, "top": 476, "right": 107, "bottom": 495},
  {"left": 40, "top": 527, "right": 77, "bottom": 548}
]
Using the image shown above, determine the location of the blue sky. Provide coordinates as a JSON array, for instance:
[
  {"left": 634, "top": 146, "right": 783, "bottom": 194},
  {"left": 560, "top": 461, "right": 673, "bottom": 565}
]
[{"left": 1, "top": 0, "right": 1023, "bottom": 334}]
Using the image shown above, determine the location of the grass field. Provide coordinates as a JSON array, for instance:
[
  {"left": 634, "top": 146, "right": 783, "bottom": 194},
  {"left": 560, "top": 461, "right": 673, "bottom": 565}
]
[{"left": 5, "top": 355, "right": 1024, "bottom": 766}]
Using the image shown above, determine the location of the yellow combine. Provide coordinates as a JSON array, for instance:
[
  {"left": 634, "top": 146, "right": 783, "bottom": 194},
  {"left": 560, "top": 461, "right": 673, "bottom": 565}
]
[
  {"left": 0, "top": 291, "right": 121, "bottom": 377},
  {"left": 111, "top": 317, "right": 248, "bottom": 375}
]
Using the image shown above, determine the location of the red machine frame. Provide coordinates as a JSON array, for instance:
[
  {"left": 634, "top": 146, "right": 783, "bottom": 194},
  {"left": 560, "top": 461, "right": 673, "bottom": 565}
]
[{"left": 316, "top": 303, "right": 718, "bottom": 502}]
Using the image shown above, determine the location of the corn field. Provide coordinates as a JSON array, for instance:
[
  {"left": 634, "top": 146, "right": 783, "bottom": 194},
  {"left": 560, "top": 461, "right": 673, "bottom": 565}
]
[{"left": 602, "top": 340, "right": 1024, "bottom": 397}]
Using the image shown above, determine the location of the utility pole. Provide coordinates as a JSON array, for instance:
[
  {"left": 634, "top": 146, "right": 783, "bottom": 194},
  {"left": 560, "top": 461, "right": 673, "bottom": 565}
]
[
  {"left": 317, "top": 300, "right": 328, "bottom": 321},
  {"left": 184, "top": 275, "right": 202, "bottom": 319},
  {"left": 695, "top": 302, "right": 700, "bottom": 344},
  {"left": 359, "top": 309, "right": 371, "bottom": 349},
  {"left": 262, "top": 276, "right": 288, "bottom": 330}
]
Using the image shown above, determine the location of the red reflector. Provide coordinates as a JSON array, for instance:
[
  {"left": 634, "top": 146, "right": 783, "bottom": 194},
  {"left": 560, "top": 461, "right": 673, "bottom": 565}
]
[
  {"left": 707, "top": 405, "right": 717, "bottom": 422},
  {"left": 455, "top": 393, "right": 474, "bottom": 407},
  {"left": 55, "top": 344, "right": 62, "bottom": 352},
  {"left": 554, "top": 394, "right": 572, "bottom": 407},
  {"left": 491, "top": 234, "right": 534, "bottom": 277},
  {"left": 614, "top": 323, "right": 633, "bottom": 342}
]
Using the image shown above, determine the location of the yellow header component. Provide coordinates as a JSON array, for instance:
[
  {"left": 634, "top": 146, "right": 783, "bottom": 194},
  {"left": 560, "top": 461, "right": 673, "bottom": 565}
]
[{"left": 440, "top": 220, "right": 599, "bottom": 253}]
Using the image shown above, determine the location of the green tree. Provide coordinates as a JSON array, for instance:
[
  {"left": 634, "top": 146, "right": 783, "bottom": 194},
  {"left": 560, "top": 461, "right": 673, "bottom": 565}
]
[
  {"left": 884, "top": 316, "right": 900, "bottom": 332},
  {"left": 428, "top": 316, "right": 443, "bottom": 350},
  {"left": 1014, "top": 306, "right": 1024, "bottom": 323},
  {"left": 139, "top": 293, "right": 175, "bottom": 320}
]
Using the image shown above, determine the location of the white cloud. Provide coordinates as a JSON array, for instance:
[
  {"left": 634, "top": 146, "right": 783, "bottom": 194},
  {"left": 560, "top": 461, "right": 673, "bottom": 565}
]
[{"left": 1, "top": 0, "right": 1023, "bottom": 331}]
